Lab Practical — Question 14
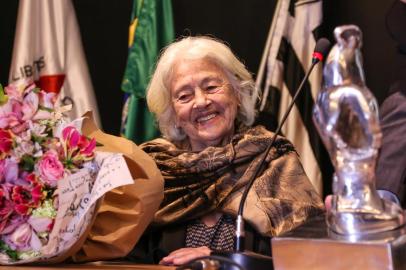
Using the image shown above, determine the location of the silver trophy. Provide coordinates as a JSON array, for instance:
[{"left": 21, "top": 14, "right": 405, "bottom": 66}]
[
  {"left": 272, "top": 25, "right": 406, "bottom": 270},
  {"left": 313, "top": 25, "right": 405, "bottom": 235}
]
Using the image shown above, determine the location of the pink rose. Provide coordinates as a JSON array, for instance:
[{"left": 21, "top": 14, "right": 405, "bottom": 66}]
[{"left": 36, "top": 150, "right": 64, "bottom": 187}]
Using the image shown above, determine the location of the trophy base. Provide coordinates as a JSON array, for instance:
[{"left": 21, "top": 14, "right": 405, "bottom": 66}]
[{"left": 272, "top": 214, "right": 406, "bottom": 270}]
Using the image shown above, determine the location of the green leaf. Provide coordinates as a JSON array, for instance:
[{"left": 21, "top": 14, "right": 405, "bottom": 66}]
[
  {"left": 21, "top": 155, "right": 35, "bottom": 172},
  {"left": 0, "top": 84, "right": 9, "bottom": 105},
  {"left": 84, "top": 135, "right": 103, "bottom": 147},
  {"left": 31, "top": 134, "right": 46, "bottom": 144},
  {"left": 38, "top": 105, "right": 54, "bottom": 112},
  {"left": 0, "top": 240, "right": 19, "bottom": 261}
]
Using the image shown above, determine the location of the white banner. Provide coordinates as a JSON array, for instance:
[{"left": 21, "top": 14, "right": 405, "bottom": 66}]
[{"left": 9, "top": 0, "right": 101, "bottom": 128}]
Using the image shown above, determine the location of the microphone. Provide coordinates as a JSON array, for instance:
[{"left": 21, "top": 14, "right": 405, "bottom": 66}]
[
  {"left": 213, "top": 38, "right": 331, "bottom": 270},
  {"left": 312, "top": 38, "right": 331, "bottom": 64},
  {"left": 177, "top": 259, "right": 220, "bottom": 270}
]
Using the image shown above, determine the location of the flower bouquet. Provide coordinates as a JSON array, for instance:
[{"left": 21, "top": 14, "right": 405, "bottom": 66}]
[{"left": 0, "top": 80, "right": 155, "bottom": 264}]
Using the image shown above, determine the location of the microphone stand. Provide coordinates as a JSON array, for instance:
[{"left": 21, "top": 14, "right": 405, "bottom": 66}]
[{"left": 212, "top": 43, "right": 328, "bottom": 270}]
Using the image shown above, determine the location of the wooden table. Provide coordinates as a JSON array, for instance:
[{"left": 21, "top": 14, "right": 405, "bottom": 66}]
[{"left": 0, "top": 262, "right": 175, "bottom": 270}]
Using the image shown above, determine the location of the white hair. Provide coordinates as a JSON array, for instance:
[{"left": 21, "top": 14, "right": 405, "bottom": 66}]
[{"left": 146, "top": 36, "right": 257, "bottom": 141}]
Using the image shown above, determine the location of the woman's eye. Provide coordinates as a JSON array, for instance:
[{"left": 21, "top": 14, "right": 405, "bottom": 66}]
[
  {"left": 206, "top": 85, "right": 219, "bottom": 92},
  {"left": 177, "top": 93, "right": 192, "bottom": 103}
]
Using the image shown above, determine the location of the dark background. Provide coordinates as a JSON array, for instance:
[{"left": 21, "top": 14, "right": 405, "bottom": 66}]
[{"left": 0, "top": 0, "right": 397, "bottom": 136}]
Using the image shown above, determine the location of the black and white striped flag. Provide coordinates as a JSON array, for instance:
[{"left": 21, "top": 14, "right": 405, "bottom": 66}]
[{"left": 254, "top": 0, "right": 331, "bottom": 195}]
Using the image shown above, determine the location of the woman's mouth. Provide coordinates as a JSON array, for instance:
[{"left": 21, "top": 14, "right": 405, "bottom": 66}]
[{"left": 196, "top": 113, "right": 217, "bottom": 123}]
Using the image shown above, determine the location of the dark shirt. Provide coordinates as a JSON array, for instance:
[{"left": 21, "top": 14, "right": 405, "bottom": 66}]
[
  {"left": 375, "top": 86, "right": 406, "bottom": 207},
  {"left": 126, "top": 218, "right": 271, "bottom": 264},
  {"left": 185, "top": 214, "right": 235, "bottom": 251}
]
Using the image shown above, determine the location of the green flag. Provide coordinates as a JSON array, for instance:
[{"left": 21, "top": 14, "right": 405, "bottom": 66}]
[{"left": 121, "top": 0, "right": 174, "bottom": 144}]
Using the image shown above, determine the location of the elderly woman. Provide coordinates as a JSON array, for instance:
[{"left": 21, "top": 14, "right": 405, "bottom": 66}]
[{"left": 129, "top": 36, "right": 324, "bottom": 265}]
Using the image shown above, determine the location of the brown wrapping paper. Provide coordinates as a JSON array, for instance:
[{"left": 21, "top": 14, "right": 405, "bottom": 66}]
[
  {"left": 0, "top": 113, "right": 163, "bottom": 265},
  {"left": 69, "top": 113, "right": 164, "bottom": 262}
]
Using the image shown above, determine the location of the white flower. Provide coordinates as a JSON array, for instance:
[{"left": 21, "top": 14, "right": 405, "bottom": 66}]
[
  {"left": 13, "top": 140, "right": 35, "bottom": 159},
  {"left": 33, "top": 142, "right": 43, "bottom": 158},
  {"left": 29, "top": 122, "right": 47, "bottom": 137},
  {"left": 53, "top": 117, "right": 83, "bottom": 140}
]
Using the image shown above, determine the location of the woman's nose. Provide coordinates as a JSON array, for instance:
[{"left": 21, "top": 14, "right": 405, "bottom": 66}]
[{"left": 193, "top": 89, "right": 210, "bottom": 108}]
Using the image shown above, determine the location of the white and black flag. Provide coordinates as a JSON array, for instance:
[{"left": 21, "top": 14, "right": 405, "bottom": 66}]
[{"left": 254, "top": 0, "right": 332, "bottom": 195}]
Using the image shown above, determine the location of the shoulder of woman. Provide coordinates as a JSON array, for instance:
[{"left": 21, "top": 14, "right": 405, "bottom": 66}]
[
  {"left": 247, "top": 125, "right": 295, "bottom": 147},
  {"left": 140, "top": 138, "right": 176, "bottom": 153}
]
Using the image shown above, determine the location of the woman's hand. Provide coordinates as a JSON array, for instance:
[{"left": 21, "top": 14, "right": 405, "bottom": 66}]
[
  {"left": 325, "top": 194, "right": 333, "bottom": 211},
  {"left": 159, "top": 246, "right": 211, "bottom": 266}
]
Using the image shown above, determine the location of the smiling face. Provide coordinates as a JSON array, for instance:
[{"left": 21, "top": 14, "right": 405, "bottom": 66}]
[{"left": 170, "top": 58, "right": 239, "bottom": 151}]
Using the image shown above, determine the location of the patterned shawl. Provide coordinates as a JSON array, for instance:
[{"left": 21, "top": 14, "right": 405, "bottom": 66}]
[{"left": 141, "top": 125, "right": 324, "bottom": 236}]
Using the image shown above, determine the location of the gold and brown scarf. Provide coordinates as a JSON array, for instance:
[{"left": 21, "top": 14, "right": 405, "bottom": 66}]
[{"left": 141, "top": 125, "right": 324, "bottom": 236}]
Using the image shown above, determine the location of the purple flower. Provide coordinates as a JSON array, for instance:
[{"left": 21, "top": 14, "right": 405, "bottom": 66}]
[
  {"left": 4, "top": 222, "right": 42, "bottom": 252},
  {"left": 3, "top": 158, "right": 18, "bottom": 184},
  {"left": 0, "top": 214, "right": 26, "bottom": 235},
  {"left": 28, "top": 216, "right": 53, "bottom": 233}
]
